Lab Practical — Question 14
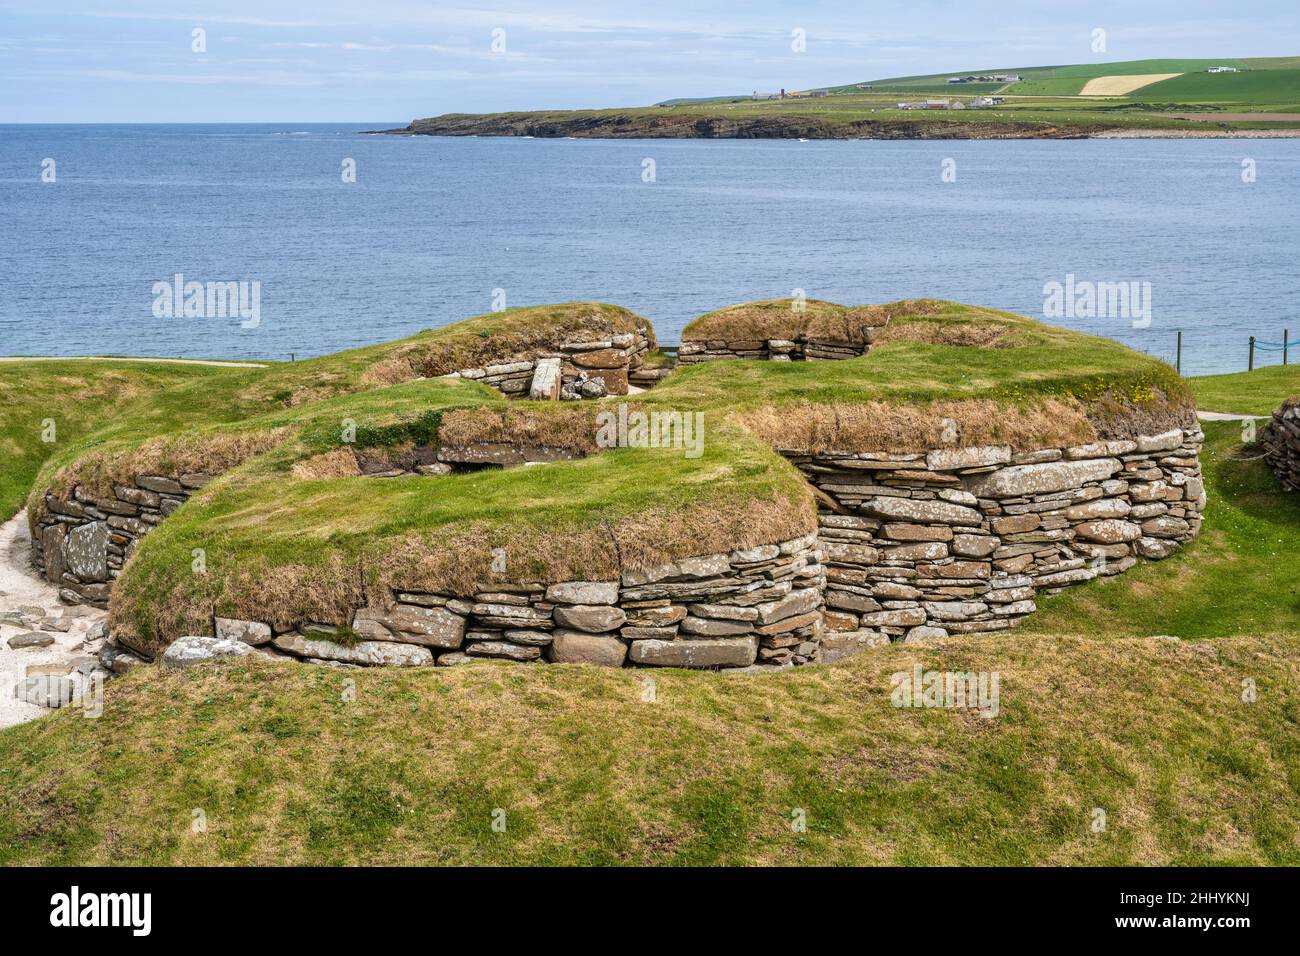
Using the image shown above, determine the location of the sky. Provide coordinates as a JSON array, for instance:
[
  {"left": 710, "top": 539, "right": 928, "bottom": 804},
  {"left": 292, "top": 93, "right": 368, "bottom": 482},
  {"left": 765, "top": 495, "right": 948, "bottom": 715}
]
[{"left": 1, "top": 0, "right": 1297, "bottom": 122}]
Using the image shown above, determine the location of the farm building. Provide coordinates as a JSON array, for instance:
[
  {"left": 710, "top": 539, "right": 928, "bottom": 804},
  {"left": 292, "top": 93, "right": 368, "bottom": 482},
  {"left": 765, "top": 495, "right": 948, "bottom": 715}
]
[{"left": 948, "top": 73, "right": 1022, "bottom": 84}]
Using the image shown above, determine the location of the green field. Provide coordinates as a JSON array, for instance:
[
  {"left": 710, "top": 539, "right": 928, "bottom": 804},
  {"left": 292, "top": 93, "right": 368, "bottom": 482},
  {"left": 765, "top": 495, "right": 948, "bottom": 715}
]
[
  {"left": 1191, "top": 365, "right": 1300, "bottom": 416},
  {"left": 1134, "top": 69, "right": 1300, "bottom": 104},
  {"left": 0, "top": 361, "right": 250, "bottom": 518},
  {"left": 1000, "top": 77, "right": 1089, "bottom": 97},
  {"left": 597, "top": 56, "right": 1300, "bottom": 139}
]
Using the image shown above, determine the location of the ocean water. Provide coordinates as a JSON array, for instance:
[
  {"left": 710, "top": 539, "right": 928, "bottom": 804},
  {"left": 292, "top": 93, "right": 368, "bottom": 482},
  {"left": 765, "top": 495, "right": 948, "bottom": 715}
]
[{"left": 1, "top": 123, "right": 1297, "bottom": 375}]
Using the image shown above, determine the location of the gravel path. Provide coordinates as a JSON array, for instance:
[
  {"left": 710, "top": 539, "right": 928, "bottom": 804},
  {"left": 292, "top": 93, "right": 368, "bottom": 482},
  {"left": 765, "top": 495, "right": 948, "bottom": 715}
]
[
  {"left": 0, "top": 513, "right": 109, "bottom": 728},
  {"left": 1197, "top": 410, "right": 1268, "bottom": 421},
  {"left": 0, "top": 356, "right": 267, "bottom": 367}
]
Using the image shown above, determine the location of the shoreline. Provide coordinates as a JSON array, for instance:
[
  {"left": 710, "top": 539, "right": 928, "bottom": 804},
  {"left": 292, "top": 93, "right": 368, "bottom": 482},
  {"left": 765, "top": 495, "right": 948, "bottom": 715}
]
[{"left": 374, "top": 121, "right": 1300, "bottom": 141}]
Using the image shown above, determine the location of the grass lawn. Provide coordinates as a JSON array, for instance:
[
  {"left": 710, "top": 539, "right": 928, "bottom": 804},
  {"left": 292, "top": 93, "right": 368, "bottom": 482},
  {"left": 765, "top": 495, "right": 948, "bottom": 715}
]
[
  {"left": 1190, "top": 366, "right": 1300, "bottom": 416},
  {"left": 0, "top": 628, "right": 1295, "bottom": 865},
  {"left": 0, "top": 361, "right": 247, "bottom": 519},
  {"left": 1023, "top": 421, "right": 1300, "bottom": 638}
]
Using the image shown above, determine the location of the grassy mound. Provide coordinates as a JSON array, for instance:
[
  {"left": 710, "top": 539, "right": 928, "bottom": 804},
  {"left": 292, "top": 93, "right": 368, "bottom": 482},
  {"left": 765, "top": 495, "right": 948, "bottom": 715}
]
[
  {"left": 0, "top": 361, "right": 248, "bottom": 517},
  {"left": 108, "top": 413, "right": 814, "bottom": 655},
  {"left": 682, "top": 298, "right": 942, "bottom": 345},
  {"left": 659, "top": 301, "right": 1191, "bottom": 450},
  {"left": 2, "top": 629, "right": 1296, "bottom": 865},
  {"left": 20, "top": 299, "right": 1193, "bottom": 656}
]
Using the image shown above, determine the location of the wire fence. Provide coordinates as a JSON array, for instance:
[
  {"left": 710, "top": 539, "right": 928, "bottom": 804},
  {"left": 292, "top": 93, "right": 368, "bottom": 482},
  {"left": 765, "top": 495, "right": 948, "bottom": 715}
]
[{"left": 1112, "top": 330, "right": 1294, "bottom": 376}]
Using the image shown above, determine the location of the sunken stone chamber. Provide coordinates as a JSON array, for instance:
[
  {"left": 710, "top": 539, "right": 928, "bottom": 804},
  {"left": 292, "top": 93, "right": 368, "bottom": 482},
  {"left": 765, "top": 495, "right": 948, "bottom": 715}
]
[{"left": 33, "top": 474, "right": 211, "bottom": 608}]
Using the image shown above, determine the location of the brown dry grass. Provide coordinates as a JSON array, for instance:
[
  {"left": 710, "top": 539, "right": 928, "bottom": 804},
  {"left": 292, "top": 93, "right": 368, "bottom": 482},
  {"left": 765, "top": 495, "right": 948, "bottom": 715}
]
[
  {"left": 358, "top": 357, "right": 418, "bottom": 390},
  {"left": 872, "top": 320, "right": 1018, "bottom": 348},
  {"left": 111, "top": 552, "right": 366, "bottom": 656},
  {"left": 681, "top": 299, "right": 928, "bottom": 345},
  {"left": 736, "top": 397, "right": 1097, "bottom": 454},
  {"left": 292, "top": 448, "right": 362, "bottom": 480},
  {"left": 1087, "top": 390, "right": 1197, "bottom": 440},
  {"left": 438, "top": 406, "right": 603, "bottom": 453},
  {"left": 684, "top": 299, "right": 945, "bottom": 345},
  {"left": 47, "top": 429, "right": 289, "bottom": 502}
]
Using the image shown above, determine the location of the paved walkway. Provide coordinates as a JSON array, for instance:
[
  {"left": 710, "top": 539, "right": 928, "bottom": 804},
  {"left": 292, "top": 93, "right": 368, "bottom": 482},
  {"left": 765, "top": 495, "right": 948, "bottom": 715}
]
[
  {"left": 1197, "top": 410, "right": 1267, "bottom": 421},
  {"left": 0, "top": 356, "right": 267, "bottom": 367}
]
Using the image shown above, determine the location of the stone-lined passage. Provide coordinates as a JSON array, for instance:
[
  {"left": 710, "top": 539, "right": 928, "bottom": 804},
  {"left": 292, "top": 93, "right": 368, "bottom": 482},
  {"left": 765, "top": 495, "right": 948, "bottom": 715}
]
[{"left": 33, "top": 474, "right": 210, "bottom": 607}]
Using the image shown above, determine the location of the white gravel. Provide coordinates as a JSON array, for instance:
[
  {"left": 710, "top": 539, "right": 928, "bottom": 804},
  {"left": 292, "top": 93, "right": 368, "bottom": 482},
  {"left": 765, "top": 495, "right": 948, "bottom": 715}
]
[
  {"left": 0, "top": 356, "right": 266, "bottom": 367},
  {"left": 0, "top": 513, "right": 109, "bottom": 728}
]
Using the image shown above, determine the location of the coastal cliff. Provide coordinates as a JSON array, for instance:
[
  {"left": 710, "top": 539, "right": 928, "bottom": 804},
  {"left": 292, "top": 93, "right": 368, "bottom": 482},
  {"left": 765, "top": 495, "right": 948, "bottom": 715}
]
[{"left": 376, "top": 112, "right": 1101, "bottom": 140}]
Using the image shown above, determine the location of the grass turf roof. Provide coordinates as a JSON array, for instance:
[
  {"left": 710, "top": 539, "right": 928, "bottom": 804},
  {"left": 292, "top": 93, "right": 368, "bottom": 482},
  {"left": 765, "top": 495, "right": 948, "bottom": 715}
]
[
  {"left": 0, "top": 360, "right": 250, "bottom": 519},
  {"left": 15, "top": 299, "right": 1194, "bottom": 654},
  {"left": 680, "top": 298, "right": 938, "bottom": 345}
]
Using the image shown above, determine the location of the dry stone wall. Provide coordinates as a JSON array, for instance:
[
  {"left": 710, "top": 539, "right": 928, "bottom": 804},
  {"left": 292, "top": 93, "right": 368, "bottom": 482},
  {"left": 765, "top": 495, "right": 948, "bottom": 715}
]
[
  {"left": 782, "top": 426, "right": 1204, "bottom": 649},
  {"left": 447, "top": 329, "right": 653, "bottom": 400},
  {"left": 200, "top": 535, "right": 824, "bottom": 670},
  {"left": 39, "top": 427, "right": 1206, "bottom": 669},
  {"left": 1263, "top": 400, "right": 1300, "bottom": 491},
  {"left": 32, "top": 474, "right": 210, "bottom": 608},
  {"left": 678, "top": 331, "right": 874, "bottom": 364}
]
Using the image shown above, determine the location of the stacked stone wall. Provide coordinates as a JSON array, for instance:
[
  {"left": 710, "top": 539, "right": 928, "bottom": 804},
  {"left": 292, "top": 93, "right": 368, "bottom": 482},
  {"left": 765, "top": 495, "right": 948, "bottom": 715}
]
[
  {"left": 677, "top": 330, "right": 876, "bottom": 364},
  {"left": 32, "top": 474, "right": 209, "bottom": 607},
  {"left": 183, "top": 535, "right": 825, "bottom": 670},
  {"left": 1263, "top": 400, "right": 1300, "bottom": 491},
  {"left": 447, "top": 329, "right": 653, "bottom": 399},
  {"left": 782, "top": 427, "right": 1204, "bottom": 651}
]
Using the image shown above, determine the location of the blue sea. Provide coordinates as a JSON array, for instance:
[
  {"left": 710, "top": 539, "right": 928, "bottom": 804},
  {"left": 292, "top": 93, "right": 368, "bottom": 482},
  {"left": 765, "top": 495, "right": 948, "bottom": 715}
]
[{"left": 1, "top": 123, "right": 1297, "bottom": 375}]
